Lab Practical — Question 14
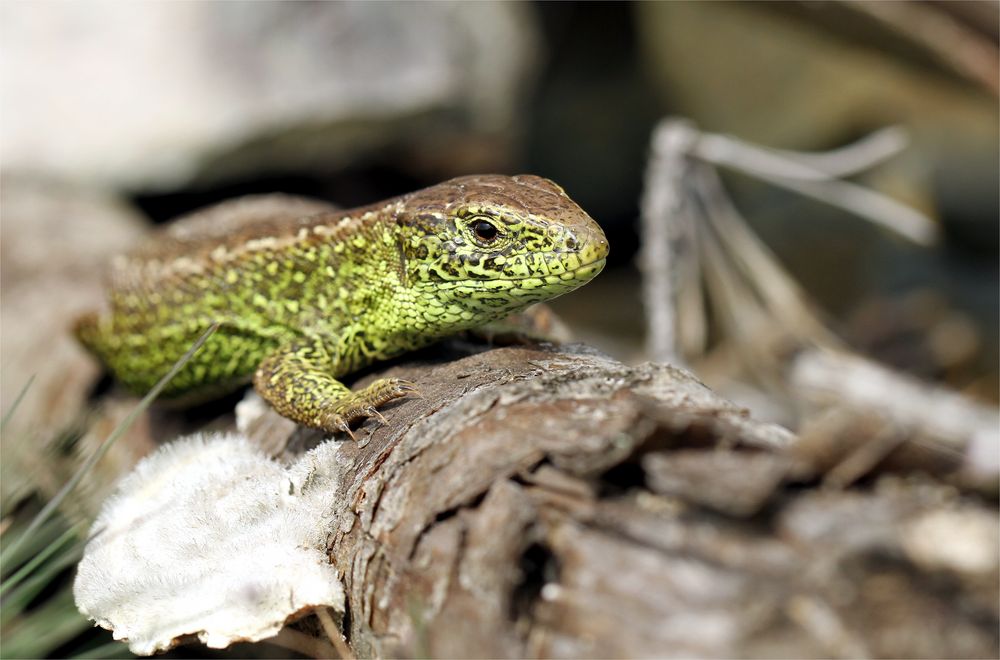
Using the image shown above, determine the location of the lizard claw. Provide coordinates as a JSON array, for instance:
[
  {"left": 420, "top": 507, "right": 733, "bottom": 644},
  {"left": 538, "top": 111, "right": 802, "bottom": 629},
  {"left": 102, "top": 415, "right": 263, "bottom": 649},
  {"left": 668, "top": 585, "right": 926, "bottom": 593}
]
[
  {"left": 364, "top": 406, "right": 388, "bottom": 424},
  {"left": 394, "top": 379, "right": 421, "bottom": 398},
  {"left": 390, "top": 378, "right": 419, "bottom": 393},
  {"left": 365, "top": 377, "right": 421, "bottom": 402},
  {"left": 313, "top": 378, "right": 422, "bottom": 438},
  {"left": 321, "top": 412, "right": 356, "bottom": 440}
]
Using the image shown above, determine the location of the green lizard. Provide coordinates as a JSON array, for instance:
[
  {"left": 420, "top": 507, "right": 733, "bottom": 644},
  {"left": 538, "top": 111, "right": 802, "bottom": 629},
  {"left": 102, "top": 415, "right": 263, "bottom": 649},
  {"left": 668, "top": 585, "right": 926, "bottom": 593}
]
[{"left": 75, "top": 174, "right": 609, "bottom": 436}]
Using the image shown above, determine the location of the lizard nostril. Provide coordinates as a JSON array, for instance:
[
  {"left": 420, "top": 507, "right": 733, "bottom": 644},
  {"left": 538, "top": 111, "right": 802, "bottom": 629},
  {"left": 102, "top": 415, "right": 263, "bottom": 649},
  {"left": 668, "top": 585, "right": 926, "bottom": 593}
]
[{"left": 592, "top": 236, "right": 609, "bottom": 260}]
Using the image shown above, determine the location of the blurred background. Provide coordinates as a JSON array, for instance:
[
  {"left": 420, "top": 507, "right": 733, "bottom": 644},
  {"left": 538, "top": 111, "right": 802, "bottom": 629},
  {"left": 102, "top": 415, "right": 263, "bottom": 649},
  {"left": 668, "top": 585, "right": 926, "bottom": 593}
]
[
  {"left": 3, "top": 1, "right": 998, "bottom": 393},
  {"left": 1, "top": 1, "right": 997, "bottom": 657}
]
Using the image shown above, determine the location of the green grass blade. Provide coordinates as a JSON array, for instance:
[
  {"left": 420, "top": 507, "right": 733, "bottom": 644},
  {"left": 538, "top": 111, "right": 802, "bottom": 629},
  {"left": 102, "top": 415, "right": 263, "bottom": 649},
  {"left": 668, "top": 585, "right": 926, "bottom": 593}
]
[
  {"left": 1, "top": 523, "right": 80, "bottom": 596},
  {"left": 1, "top": 583, "right": 92, "bottom": 658},
  {"left": 1, "top": 373, "right": 35, "bottom": 434},
  {"left": 0, "top": 515, "right": 68, "bottom": 572},
  {"left": 0, "top": 535, "right": 82, "bottom": 621},
  {"left": 1, "top": 324, "right": 219, "bottom": 562}
]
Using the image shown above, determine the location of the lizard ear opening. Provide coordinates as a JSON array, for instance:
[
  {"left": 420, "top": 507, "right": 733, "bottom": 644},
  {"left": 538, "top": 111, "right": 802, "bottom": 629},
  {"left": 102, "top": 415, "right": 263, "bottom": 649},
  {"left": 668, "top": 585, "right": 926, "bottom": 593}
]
[{"left": 395, "top": 235, "right": 409, "bottom": 286}]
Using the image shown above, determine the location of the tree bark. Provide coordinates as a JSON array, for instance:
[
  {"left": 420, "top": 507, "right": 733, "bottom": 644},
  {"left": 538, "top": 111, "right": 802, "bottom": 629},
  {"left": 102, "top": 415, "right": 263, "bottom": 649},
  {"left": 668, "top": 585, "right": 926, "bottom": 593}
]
[{"left": 241, "top": 341, "right": 998, "bottom": 659}]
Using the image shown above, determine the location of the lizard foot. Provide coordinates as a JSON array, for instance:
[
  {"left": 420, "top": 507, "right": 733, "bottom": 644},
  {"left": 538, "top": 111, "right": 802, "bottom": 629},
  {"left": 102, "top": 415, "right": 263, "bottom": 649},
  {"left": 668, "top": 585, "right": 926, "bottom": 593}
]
[{"left": 317, "top": 378, "right": 420, "bottom": 437}]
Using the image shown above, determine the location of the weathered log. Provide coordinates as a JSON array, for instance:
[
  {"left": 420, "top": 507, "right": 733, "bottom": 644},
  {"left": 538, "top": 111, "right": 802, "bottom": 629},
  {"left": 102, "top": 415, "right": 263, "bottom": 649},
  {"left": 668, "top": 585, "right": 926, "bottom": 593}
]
[{"left": 232, "top": 341, "right": 997, "bottom": 659}]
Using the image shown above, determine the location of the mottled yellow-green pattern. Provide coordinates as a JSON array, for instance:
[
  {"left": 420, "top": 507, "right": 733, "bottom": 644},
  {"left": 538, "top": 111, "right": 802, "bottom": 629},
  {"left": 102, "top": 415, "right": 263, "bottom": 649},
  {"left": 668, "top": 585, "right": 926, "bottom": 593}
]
[{"left": 75, "top": 175, "right": 609, "bottom": 434}]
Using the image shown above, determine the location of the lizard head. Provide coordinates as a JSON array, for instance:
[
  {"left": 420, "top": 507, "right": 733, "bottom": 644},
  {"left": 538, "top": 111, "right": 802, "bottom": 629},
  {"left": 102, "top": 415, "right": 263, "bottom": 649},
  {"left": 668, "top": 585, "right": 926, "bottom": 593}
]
[{"left": 395, "top": 174, "right": 609, "bottom": 328}]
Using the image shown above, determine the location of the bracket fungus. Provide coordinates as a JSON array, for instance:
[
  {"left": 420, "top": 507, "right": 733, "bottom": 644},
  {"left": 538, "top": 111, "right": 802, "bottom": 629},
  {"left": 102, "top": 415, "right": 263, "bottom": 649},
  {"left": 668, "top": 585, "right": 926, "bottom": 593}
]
[{"left": 73, "top": 433, "right": 346, "bottom": 655}]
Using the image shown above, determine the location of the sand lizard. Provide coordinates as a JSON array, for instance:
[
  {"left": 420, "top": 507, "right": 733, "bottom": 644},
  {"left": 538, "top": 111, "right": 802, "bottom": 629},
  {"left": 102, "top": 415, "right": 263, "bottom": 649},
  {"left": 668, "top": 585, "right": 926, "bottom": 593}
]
[{"left": 75, "top": 174, "right": 609, "bottom": 436}]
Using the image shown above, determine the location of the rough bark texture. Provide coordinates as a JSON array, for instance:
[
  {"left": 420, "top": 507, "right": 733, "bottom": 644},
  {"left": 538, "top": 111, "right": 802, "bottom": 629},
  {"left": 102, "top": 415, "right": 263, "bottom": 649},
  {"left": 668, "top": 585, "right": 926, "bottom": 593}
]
[{"left": 241, "top": 342, "right": 997, "bottom": 659}]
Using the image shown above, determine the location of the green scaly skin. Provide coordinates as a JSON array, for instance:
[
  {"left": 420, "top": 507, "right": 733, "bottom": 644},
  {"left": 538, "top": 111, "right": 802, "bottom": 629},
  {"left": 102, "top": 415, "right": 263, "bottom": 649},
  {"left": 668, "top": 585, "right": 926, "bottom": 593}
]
[{"left": 75, "top": 174, "right": 609, "bottom": 436}]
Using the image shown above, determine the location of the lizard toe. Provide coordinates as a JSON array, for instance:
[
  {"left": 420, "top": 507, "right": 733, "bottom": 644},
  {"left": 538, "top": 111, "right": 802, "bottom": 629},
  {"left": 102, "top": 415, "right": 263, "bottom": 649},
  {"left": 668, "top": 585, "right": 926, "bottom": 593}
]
[
  {"left": 388, "top": 379, "right": 421, "bottom": 397},
  {"left": 320, "top": 411, "right": 356, "bottom": 440},
  {"left": 363, "top": 406, "right": 388, "bottom": 424}
]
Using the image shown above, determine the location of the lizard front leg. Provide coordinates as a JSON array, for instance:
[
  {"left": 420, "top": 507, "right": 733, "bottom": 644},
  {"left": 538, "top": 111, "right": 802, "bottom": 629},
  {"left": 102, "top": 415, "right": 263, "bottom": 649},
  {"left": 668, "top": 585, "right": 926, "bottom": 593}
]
[{"left": 252, "top": 339, "right": 418, "bottom": 437}]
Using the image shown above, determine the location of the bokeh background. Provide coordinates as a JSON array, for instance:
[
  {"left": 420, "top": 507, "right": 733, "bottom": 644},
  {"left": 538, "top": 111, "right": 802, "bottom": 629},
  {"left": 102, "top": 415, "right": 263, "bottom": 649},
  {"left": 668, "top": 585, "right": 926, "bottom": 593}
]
[
  {"left": 4, "top": 1, "right": 998, "bottom": 389},
  {"left": 1, "top": 2, "right": 998, "bottom": 657}
]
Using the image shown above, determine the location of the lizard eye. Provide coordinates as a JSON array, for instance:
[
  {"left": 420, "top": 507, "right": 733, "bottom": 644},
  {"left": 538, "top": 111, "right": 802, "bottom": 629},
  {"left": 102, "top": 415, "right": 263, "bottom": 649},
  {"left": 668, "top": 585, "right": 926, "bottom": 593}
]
[{"left": 470, "top": 219, "right": 499, "bottom": 244}]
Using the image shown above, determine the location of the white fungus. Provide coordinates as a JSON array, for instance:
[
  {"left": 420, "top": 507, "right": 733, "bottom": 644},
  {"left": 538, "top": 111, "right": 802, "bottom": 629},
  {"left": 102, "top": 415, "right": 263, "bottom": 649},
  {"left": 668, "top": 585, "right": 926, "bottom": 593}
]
[{"left": 73, "top": 433, "right": 346, "bottom": 655}]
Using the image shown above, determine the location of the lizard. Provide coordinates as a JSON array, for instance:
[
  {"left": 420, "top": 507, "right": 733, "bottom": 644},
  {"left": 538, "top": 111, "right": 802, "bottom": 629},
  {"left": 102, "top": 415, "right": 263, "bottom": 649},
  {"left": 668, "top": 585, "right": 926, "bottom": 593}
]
[{"left": 74, "top": 174, "right": 609, "bottom": 437}]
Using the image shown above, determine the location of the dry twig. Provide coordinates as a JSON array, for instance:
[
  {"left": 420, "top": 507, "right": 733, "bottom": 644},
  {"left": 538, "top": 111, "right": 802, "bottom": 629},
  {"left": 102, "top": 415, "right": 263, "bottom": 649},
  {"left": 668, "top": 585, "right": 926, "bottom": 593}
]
[{"left": 638, "top": 118, "right": 998, "bottom": 471}]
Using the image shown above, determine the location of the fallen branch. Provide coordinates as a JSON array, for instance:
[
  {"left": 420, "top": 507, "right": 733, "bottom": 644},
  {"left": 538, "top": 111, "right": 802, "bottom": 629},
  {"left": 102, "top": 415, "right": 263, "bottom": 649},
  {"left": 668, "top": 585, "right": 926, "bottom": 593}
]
[{"left": 216, "top": 342, "right": 993, "bottom": 658}]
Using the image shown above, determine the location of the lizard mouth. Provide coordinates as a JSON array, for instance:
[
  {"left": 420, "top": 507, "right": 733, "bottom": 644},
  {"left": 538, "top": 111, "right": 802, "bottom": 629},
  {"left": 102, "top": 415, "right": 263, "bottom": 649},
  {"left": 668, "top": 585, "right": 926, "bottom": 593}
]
[
  {"left": 542, "top": 256, "right": 606, "bottom": 287},
  {"left": 529, "top": 256, "right": 606, "bottom": 286},
  {"left": 564, "top": 257, "right": 606, "bottom": 281},
  {"left": 494, "top": 256, "right": 607, "bottom": 297},
  {"left": 427, "top": 256, "right": 607, "bottom": 291},
  {"left": 511, "top": 255, "right": 607, "bottom": 282}
]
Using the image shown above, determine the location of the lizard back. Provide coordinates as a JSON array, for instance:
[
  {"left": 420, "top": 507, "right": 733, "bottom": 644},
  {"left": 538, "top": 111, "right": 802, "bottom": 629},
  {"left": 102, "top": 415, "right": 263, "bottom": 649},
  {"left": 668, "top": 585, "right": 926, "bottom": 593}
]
[{"left": 77, "top": 193, "right": 399, "bottom": 395}]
